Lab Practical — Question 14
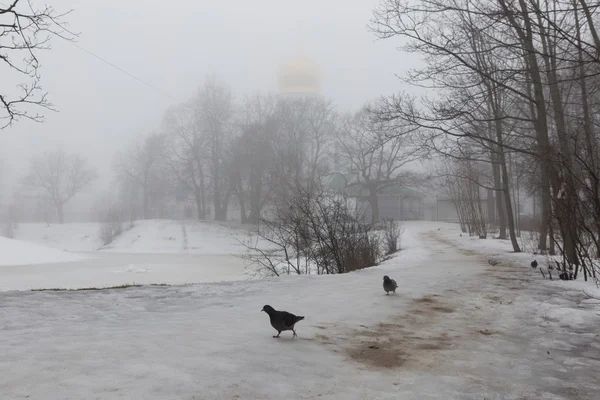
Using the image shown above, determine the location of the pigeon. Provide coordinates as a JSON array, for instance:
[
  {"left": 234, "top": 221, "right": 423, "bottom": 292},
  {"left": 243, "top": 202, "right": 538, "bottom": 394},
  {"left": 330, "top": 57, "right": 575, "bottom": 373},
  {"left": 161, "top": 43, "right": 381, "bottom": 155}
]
[
  {"left": 531, "top": 260, "right": 538, "bottom": 269},
  {"left": 383, "top": 275, "right": 398, "bottom": 295},
  {"left": 261, "top": 305, "right": 304, "bottom": 338},
  {"left": 559, "top": 272, "right": 570, "bottom": 280}
]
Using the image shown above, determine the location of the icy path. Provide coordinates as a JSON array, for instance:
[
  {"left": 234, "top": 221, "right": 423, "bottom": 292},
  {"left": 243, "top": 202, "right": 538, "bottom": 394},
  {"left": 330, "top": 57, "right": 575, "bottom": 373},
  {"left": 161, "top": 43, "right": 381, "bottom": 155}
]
[{"left": 1, "top": 225, "right": 599, "bottom": 399}]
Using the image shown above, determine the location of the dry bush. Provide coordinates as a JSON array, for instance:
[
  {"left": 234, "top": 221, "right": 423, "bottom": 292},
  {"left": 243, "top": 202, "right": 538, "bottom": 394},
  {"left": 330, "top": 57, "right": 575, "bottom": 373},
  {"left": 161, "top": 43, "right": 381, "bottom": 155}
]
[
  {"left": 381, "top": 218, "right": 404, "bottom": 255},
  {"left": 99, "top": 206, "right": 124, "bottom": 245},
  {"left": 243, "top": 187, "right": 381, "bottom": 276}
]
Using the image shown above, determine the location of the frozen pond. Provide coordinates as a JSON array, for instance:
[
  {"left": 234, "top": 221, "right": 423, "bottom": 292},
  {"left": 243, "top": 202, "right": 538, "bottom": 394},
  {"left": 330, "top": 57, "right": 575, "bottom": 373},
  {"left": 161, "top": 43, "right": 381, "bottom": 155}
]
[{"left": 0, "top": 252, "right": 249, "bottom": 291}]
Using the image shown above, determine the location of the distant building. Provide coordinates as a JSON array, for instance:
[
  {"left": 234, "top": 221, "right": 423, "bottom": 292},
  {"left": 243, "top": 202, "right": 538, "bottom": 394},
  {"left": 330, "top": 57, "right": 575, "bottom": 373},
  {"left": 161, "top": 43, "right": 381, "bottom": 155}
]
[
  {"left": 327, "top": 173, "right": 426, "bottom": 222},
  {"left": 351, "top": 186, "right": 426, "bottom": 222}
]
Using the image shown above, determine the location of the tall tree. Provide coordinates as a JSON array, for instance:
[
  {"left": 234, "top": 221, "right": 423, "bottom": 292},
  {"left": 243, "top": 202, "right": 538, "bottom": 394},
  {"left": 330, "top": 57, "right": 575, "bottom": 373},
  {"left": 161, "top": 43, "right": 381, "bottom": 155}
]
[
  {"left": 271, "top": 96, "right": 337, "bottom": 204},
  {"left": 194, "top": 76, "right": 234, "bottom": 221},
  {"left": 229, "top": 94, "right": 278, "bottom": 223},
  {"left": 337, "top": 108, "right": 422, "bottom": 223},
  {"left": 24, "top": 149, "right": 97, "bottom": 224},
  {"left": 114, "top": 133, "right": 167, "bottom": 220},
  {"left": 163, "top": 103, "right": 208, "bottom": 220}
]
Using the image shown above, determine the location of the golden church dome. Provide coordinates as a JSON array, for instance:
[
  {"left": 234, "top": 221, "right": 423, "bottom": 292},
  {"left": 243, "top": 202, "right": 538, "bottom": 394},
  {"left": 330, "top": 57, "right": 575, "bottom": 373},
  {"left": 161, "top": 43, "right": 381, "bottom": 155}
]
[{"left": 277, "top": 56, "right": 321, "bottom": 95}]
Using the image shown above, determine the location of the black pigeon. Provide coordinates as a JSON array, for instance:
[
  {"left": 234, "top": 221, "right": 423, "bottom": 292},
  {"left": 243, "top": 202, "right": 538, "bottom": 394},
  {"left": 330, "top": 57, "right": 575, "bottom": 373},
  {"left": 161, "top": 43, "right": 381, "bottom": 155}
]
[
  {"left": 531, "top": 260, "right": 538, "bottom": 269},
  {"left": 261, "top": 305, "right": 304, "bottom": 338},
  {"left": 383, "top": 275, "right": 398, "bottom": 295},
  {"left": 559, "top": 272, "right": 570, "bottom": 280}
]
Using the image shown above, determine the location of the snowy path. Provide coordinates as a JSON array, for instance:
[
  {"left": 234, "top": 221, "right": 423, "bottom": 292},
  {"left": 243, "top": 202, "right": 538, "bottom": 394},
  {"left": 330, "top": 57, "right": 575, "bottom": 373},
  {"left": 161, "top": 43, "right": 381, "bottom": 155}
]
[{"left": 1, "top": 226, "right": 599, "bottom": 399}]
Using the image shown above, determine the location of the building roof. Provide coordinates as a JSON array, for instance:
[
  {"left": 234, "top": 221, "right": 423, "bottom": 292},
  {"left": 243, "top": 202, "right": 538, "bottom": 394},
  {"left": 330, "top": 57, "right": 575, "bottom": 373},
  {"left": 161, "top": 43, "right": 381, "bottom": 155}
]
[{"left": 326, "top": 172, "right": 425, "bottom": 199}]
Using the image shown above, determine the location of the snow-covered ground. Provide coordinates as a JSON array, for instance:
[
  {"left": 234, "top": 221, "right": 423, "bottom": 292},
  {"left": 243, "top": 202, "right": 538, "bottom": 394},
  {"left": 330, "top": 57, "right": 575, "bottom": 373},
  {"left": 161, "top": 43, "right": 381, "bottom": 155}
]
[
  {"left": 12, "top": 220, "right": 252, "bottom": 254},
  {"left": 1, "top": 221, "right": 599, "bottom": 399},
  {"left": 0, "top": 236, "right": 85, "bottom": 266},
  {"left": 12, "top": 222, "right": 103, "bottom": 252},
  {"left": 0, "top": 220, "right": 252, "bottom": 291}
]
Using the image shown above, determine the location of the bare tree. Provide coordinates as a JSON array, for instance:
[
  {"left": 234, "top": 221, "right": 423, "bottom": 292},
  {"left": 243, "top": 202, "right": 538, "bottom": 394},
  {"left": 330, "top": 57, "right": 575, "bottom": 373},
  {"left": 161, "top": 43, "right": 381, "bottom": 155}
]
[
  {"left": 114, "top": 133, "right": 168, "bottom": 220},
  {"left": 370, "top": 0, "right": 600, "bottom": 275},
  {"left": 270, "top": 96, "right": 338, "bottom": 208},
  {"left": 162, "top": 103, "right": 209, "bottom": 220},
  {"left": 229, "top": 94, "right": 278, "bottom": 223},
  {"left": 1, "top": 0, "right": 74, "bottom": 128},
  {"left": 337, "top": 107, "right": 422, "bottom": 223},
  {"left": 194, "top": 76, "right": 234, "bottom": 221},
  {"left": 438, "top": 158, "right": 488, "bottom": 238},
  {"left": 23, "top": 149, "right": 97, "bottom": 224}
]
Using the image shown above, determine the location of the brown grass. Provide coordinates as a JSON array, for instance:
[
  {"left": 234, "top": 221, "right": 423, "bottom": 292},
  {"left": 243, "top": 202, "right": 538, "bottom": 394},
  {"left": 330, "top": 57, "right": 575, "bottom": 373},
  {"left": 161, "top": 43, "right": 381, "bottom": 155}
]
[{"left": 31, "top": 283, "right": 168, "bottom": 292}]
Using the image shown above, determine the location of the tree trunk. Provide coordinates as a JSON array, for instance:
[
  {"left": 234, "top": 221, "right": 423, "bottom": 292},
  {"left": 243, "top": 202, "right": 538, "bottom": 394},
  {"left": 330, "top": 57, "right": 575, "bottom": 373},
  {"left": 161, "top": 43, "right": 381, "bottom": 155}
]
[
  {"left": 249, "top": 186, "right": 262, "bottom": 224},
  {"left": 214, "top": 188, "right": 231, "bottom": 221},
  {"left": 536, "top": 13, "right": 579, "bottom": 267},
  {"left": 368, "top": 186, "right": 380, "bottom": 223},
  {"left": 198, "top": 169, "right": 207, "bottom": 220},
  {"left": 500, "top": 0, "right": 553, "bottom": 252},
  {"left": 56, "top": 203, "right": 64, "bottom": 224},
  {"left": 524, "top": 75, "right": 549, "bottom": 252},
  {"left": 499, "top": 149, "right": 521, "bottom": 252},
  {"left": 575, "top": 4, "right": 600, "bottom": 269},
  {"left": 215, "top": 205, "right": 226, "bottom": 221},
  {"left": 195, "top": 187, "right": 205, "bottom": 220},
  {"left": 516, "top": 0, "right": 557, "bottom": 253},
  {"left": 237, "top": 187, "right": 247, "bottom": 224},
  {"left": 492, "top": 153, "right": 507, "bottom": 239},
  {"left": 143, "top": 187, "right": 149, "bottom": 220},
  {"left": 490, "top": 99, "right": 521, "bottom": 252},
  {"left": 549, "top": 219, "right": 556, "bottom": 255},
  {"left": 578, "top": 0, "right": 600, "bottom": 59},
  {"left": 485, "top": 65, "right": 520, "bottom": 251},
  {"left": 539, "top": 178, "right": 551, "bottom": 252}
]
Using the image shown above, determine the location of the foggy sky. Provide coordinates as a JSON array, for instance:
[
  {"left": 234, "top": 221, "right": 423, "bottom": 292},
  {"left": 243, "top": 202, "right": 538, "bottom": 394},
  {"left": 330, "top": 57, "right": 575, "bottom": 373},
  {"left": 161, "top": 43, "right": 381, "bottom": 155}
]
[{"left": 0, "top": 0, "right": 419, "bottom": 204}]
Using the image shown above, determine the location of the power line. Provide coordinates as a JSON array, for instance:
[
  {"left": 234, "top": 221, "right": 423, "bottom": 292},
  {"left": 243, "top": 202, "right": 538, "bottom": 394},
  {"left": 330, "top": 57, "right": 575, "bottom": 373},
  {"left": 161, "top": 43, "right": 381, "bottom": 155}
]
[{"left": 53, "top": 33, "right": 191, "bottom": 108}]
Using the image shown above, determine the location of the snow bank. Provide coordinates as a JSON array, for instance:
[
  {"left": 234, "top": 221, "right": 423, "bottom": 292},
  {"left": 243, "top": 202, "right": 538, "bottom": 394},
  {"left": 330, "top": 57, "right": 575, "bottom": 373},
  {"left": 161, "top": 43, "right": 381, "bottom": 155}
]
[
  {"left": 12, "top": 222, "right": 103, "bottom": 252},
  {"left": 12, "top": 220, "right": 254, "bottom": 255},
  {"left": 0, "top": 236, "right": 84, "bottom": 266},
  {"left": 103, "top": 219, "right": 252, "bottom": 255}
]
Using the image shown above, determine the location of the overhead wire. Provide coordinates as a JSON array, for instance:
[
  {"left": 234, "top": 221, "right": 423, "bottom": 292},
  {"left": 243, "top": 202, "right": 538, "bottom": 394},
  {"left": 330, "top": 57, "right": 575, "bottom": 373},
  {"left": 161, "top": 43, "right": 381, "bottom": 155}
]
[{"left": 50, "top": 32, "right": 191, "bottom": 109}]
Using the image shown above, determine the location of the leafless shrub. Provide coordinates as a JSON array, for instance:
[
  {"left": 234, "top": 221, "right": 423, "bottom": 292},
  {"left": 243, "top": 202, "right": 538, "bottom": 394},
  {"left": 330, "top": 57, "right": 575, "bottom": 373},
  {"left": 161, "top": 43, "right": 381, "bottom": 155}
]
[
  {"left": 242, "top": 186, "right": 381, "bottom": 276},
  {"left": 520, "top": 230, "right": 541, "bottom": 255},
  {"left": 99, "top": 206, "right": 124, "bottom": 246},
  {"left": 438, "top": 160, "right": 488, "bottom": 239},
  {"left": 381, "top": 218, "right": 404, "bottom": 255}
]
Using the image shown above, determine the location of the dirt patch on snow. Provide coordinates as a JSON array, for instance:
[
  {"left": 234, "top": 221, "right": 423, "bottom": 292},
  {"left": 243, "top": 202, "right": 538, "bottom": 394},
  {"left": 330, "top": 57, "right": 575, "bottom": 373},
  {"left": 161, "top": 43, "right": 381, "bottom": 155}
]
[{"left": 316, "top": 294, "right": 459, "bottom": 370}]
